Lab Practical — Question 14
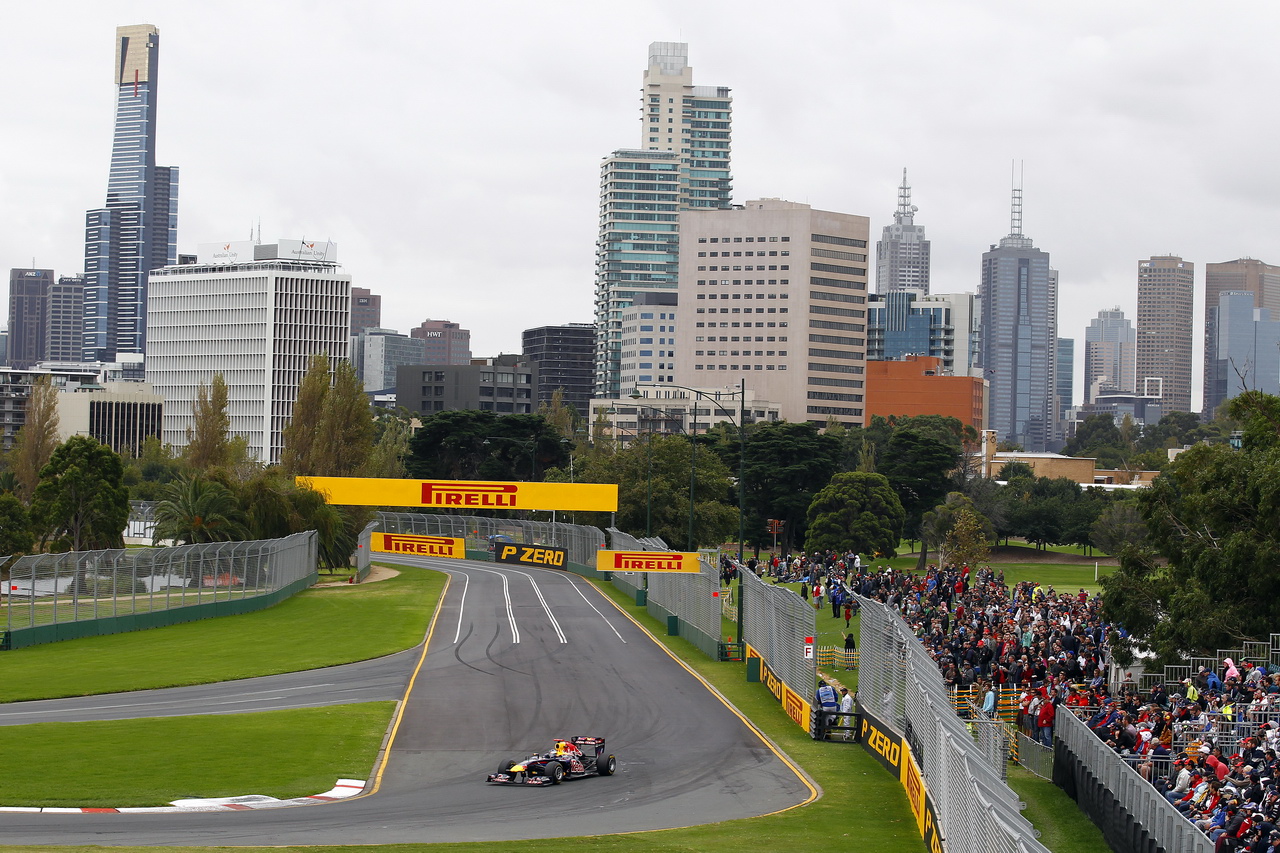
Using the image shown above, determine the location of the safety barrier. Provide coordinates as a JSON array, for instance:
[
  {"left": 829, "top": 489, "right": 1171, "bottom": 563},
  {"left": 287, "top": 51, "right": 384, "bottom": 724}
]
[
  {"left": 605, "top": 529, "right": 722, "bottom": 660},
  {"left": 742, "top": 568, "right": 816, "bottom": 731},
  {"left": 352, "top": 521, "right": 376, "bottom": 581},
  {"left": 375, "top": 512, "right": 608, "bottom": 578},
  {"left": 816, "top": 645, "right": 859, "bottom": 671},
  {"left": 855, "top": 594, "right": 1049, "bottom": 853},
  {"left": 1055, "top": 709, "right": 1211, "bottom": 853},
  {"left": 2, "top": 532, "right": 317, "bottom": 650},
  {"left": 1016, "top": 731, "right": 1054, "bottom": 780}
]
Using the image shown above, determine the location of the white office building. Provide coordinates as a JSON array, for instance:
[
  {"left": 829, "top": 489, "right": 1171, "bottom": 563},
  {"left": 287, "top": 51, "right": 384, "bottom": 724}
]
[{"left": 145, "top": 240, "right": 350, "bottom": 463}]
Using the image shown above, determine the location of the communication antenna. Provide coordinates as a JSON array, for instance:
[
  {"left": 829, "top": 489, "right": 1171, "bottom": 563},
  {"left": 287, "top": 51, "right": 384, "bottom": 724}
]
[{"left": 1010, "top": 160, "right": 1025, "bottom": 237}]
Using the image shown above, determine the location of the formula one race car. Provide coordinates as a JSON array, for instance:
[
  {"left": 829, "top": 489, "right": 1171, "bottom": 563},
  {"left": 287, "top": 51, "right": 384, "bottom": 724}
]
[{"left": 486, "top": 736, "right": 616, "bottom": 786}]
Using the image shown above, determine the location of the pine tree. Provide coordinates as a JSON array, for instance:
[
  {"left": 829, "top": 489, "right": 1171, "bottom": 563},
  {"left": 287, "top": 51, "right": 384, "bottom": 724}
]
[
  {"left": 11, "top": 375, "right": 60, "bottom": 503},
  {"left": 281, "top": 354, "right": 331, "bottom": 476},
  {"left": 185, "top": 374, "right": 231, "bottom": 471}
]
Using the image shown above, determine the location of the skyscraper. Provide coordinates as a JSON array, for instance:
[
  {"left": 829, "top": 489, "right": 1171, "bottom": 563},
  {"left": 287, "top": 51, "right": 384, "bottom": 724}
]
[
  {"left": 594, "top": 43, "right": 732, "bottom": 398},
  {"left": 523, "top": 323, "right": 595, "bottom": 415},
  {"left": 978, "top": 184, "right": 1057, "bottom": 451},
  {"left": 866, "top": 290, "right": 980, "bottom": 376},
  {"left": 1135, "top": 255, "right": 1194, "bottom": 414},
  {"left": 1083, "top": 307, "right": 1136, "bottom": 402},
  {"left": 350, "top": 287, "right": 382, "bottom": 335},
  {"left": 7, "top": 269, "right": 53, "bottom": 370},
  {"left": 83, "top": 24, "right": 178, "bottom": 362},
  {"left": 1206, "top": 291, "right": 1280, "bottom": 407},
  {"left": 411, "top": 319, "right": 472, "bottom": 365},
  {"left": 673, "top": 198, "right": 869, "bottom": 427},
  {"left": 46, "top": 276, "right": 85, "bottom": 364},
  {"left": 1056, "top": 336, "right": 1074, "bottom": 433},
  {"left": 1203, "top": 258, "right": 1280, "bottom": 415},
  {"left": 875, "top": 170, "right": 930, "bottom": 294}
]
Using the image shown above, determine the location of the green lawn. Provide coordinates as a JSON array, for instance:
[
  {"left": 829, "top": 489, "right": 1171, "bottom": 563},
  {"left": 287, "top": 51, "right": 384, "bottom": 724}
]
[
  {"left": 1008, "top": 767, "right": 1109, "bottom": 852},
  {"left": 0, "top": 566, "right": 444, "bottom": 702},
  {"left": 0, "top": 703, "right": 395, "bottom": 808}
]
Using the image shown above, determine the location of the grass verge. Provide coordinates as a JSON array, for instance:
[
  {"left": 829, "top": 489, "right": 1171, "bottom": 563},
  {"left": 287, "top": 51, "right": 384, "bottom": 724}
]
[
  {"left": 1007, "top": 766, "right": 1109, "bottom": 853},
  {"left": 0, "top": 566, "right": 443, "bottom": 703},
  {"left": 0, "top": 702, "right": 395, "bottom": 808}
]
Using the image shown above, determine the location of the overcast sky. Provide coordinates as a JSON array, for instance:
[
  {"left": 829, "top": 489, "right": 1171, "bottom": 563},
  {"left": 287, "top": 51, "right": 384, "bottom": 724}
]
[{"left": 5, "top": 1, "right": 1279, "bottom": 411}]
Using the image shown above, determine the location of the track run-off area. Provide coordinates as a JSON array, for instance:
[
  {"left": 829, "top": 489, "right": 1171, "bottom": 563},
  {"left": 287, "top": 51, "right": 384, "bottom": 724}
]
[{"left": 0, "top": 556, "right": 816, "bottom": 845}]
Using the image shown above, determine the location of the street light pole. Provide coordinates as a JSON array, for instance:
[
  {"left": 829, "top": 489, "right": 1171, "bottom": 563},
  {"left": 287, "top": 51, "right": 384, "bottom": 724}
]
[{"left": 631, "top": 380, "right": 748, "bottom": 643}]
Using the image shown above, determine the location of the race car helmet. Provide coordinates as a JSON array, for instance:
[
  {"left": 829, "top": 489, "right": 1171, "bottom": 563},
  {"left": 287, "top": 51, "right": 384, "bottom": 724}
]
[{"left": 555, "top": 741, "right": 573, "bottom": 756}]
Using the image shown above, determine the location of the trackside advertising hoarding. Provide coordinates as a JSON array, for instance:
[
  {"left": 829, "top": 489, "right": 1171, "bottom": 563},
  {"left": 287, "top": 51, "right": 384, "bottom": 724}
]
[
  {"left": 298, "top": 477, "right": 618, "bottom": 513},
  {"left": 859, "top": 707, "right": 943, "bottom": 852},
  {"left": 493, "top": 543, "right": 568, "bottom": 568},
  {"left": 370, "top": 532, "right": 466, "bottom": 559},
  {"left": 744, "top": 644, "right": 812, "bottom": 730},
  {"left": 595, "top": 551, "right": 702, "bottom": 574}
]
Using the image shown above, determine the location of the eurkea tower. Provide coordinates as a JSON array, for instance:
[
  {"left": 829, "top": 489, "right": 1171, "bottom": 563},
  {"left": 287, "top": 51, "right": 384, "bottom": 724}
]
[{"left": 83, "top": 24, "right": 178, "bottom": 362}]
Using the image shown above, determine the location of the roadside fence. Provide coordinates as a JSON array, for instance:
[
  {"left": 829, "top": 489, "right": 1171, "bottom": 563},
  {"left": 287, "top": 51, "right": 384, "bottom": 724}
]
[
  {"left": 2, "top": 532, "right": 317, "bottom": 650},
  {"left": 1016, "top": 731, "right": 1054, "bottom": 780},
  {"left": 353, "top": 521, "right": 376, "bottom": 581},
  {"left": 1055, "top": 708, "right": 1211, "bottom": 853},
  {"left": 856, "top": 593, "right": 1050, "bottom": 853},
  {"left": 742, "top": 568, "right": 816, "bottom": 711},
  {"left": 605, "top": 529, "right": 722, "bottom": 660}
]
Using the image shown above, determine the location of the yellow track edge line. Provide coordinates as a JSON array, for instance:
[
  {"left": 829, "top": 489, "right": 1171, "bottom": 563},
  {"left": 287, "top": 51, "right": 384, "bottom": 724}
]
[
  {"left": 589, "top": 578, "right": 821, "bottom": 823},
  {"left": 346, "top": 568, "right": 452, "bottom": 802}
]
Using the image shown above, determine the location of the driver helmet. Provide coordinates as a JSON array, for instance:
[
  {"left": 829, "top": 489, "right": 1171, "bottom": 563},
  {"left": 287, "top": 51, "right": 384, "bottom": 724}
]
[{"left": 555, "top": 740, "right": 574, "bottom": 756}]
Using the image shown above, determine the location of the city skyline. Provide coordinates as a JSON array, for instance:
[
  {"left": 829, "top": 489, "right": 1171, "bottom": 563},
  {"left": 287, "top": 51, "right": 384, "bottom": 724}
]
[{"left": 5, "top": 3, "right": 1280, "bottom": 411}]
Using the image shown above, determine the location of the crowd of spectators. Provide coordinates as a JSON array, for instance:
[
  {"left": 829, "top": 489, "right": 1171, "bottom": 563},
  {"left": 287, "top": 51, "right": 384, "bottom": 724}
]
[{"left": 753, "top": 549, "right": 1280, "bottom": 847}]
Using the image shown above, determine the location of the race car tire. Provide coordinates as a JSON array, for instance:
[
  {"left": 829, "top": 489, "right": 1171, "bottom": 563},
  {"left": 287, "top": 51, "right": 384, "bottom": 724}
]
[
  {"left": 598, "top": 754, "right": 616, "bottom": 776},
  {"left": 546, "top": 761, "right": 564, "bottom": 785},
  {"left": 498, "top": 759, "right": 515, "bottom": 774}
]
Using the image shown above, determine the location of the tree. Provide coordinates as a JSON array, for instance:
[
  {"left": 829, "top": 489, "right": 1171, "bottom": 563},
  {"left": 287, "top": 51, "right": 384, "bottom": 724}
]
[
  {"left": 804, "top": 471, "right": 904, "bottom": 556},
  {"left": 1090, "top": 500, "right": 1148, "bottom": 556},
  {"left": 281, "top": 356, "right": 375, "bottom": 478},
  {"left": 573, "top": 434, "right": 736, "bottom": 548},
  {"left": 878, "top": 428, "right": 959, "bottom": 538},
  {"left": 405, "top": 411, "right": 568, "bottom": 483},
  {"left": 153, "top": 474, "right": 248, "bottom": 545},
  {"left": 365, "top": 407, "right": 414, "bottom": 479},
  {"left": 1102, "top": 437, "right": 1280, "bottom": 665},
  {"left": 945, "top": 507, "right": 992, "bottom": 567},
  {"left": 921, "top": 492, "right": 993, "bottom": 567},
  {"left": 123, "top": 436, "right": 185, "bottom": 501},
  {"left": 997, "top": 460, "right": 1034, "bottom": 482},
  {"left": 185, "top": 374, "right": 232, "bottom": 471},
  {"left": 232, "top": 470, "right": 363, "bottom": 571},
  {"left": 30, "top": 437, "right": 129, "bottom": 552},
  {"left": 0, "top": 493, "right": 33, "bottom": 558},
  {"left": 735, "top": 421, "right": 841, "bottom": 551},
  {"left": 11, "top": 375, "right": 60, "bottom": 502},
  {"left": 281, "top": 354, "right": 332, "bottom": 477}
]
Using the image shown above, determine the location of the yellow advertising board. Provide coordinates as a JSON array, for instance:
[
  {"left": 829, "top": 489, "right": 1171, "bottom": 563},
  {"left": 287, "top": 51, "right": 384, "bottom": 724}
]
[
  {"left": 596, "top": 550, "right": 702, "bottom": 574},
  {"left": 370, "top": 532, "right": 466, "bottom": 559},
  {"left": 299, "top": 477, "right": 618, "bottom": 512},
  {"left": 744, "top": 643, "right": 813, "bottom": 730}
]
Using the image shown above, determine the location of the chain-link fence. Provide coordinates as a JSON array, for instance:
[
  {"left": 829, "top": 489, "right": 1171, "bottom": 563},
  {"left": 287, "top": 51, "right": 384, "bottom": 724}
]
[
  {"left": 965, "top": 701, "right": 1013, "bottom": 782},
  {"left": 605, "top": 529, "right": 722, "bottom": 659},
  {"left": 3, "top": 532, "right": 317, "bottom": 649},
  {"left": 856, "top": 594, "right": 1049, "bottom": 853},
  {"left": 1056, "top": 709, "right": 1212, "bottom": 853},
  {"left": 743, "top": 568, "right": 816, "bottom": 705},
  {"left": 375, "top": 512, "right": 607, "bottom": 574}
]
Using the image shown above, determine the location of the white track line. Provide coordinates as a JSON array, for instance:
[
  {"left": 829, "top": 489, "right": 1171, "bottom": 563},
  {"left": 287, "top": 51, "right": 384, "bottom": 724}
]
[
  {"left": 449, "top": 570, "right": 470, "bottom": 644},
  {"left": 504, "top": 568, "right": 567, "bottom": 643},
  {"left": 461, "top": 566, "right": 520, "bottom": 644},
  {"left": 565, "top": 577, "right": 627, "bottom": 643}
]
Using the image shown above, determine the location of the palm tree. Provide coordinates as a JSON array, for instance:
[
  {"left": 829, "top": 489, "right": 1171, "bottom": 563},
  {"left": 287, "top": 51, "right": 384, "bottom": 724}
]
[{"left": 153, "top": 475, "right": 248, "bottom": 545}]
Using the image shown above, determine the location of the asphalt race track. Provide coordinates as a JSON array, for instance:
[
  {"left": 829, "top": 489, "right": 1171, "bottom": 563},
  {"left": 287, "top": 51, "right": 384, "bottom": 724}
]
[{"left": 0, "top": 557, "right": 815, "bottom": 845}]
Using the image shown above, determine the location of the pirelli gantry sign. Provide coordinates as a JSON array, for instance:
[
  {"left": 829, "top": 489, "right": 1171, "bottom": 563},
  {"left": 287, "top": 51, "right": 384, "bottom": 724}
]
[
  {"left": 596, "top": 550, "right": 702, "bottom": 574},
  {"left": 299, "top": 477, "right": 618, "bottom": 513},
  {"left": 370, "top": 532, "right": 466, "bottom": 559}
]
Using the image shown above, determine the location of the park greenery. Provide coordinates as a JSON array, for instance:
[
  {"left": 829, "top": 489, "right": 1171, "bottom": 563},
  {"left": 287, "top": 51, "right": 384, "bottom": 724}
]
[{"left": 1103, "top": 390, "right": 1280, "bottom": 666}]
